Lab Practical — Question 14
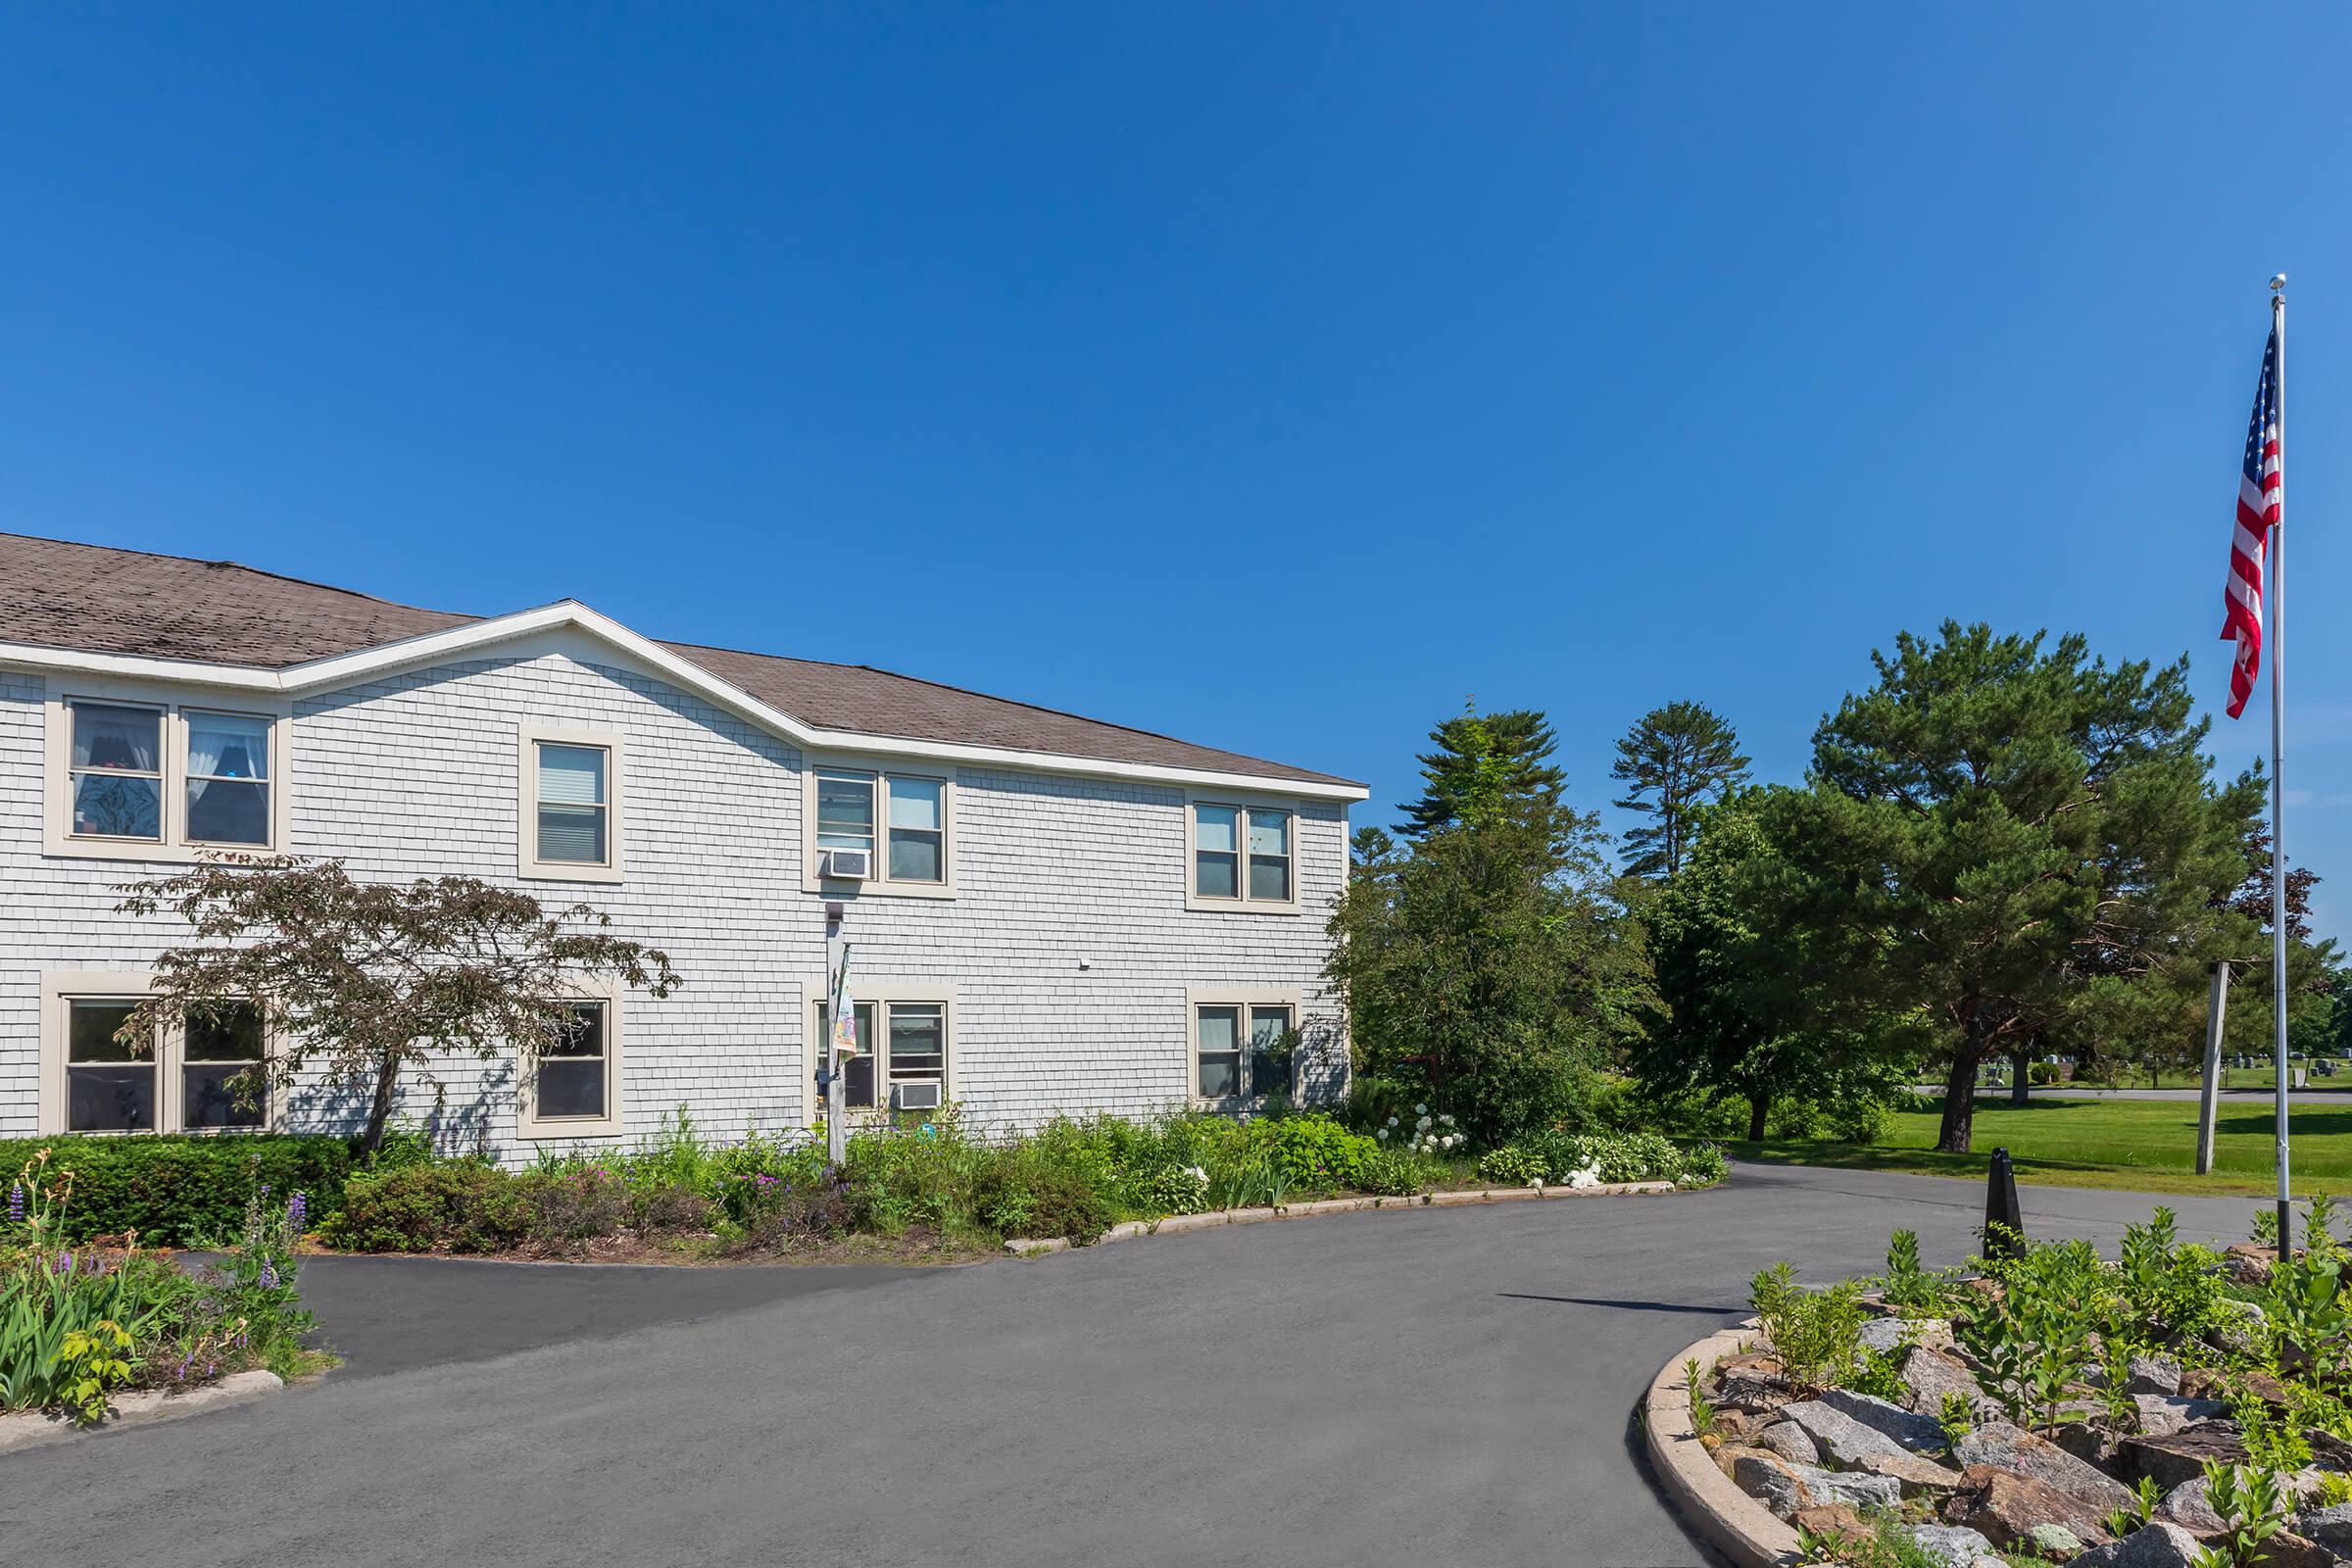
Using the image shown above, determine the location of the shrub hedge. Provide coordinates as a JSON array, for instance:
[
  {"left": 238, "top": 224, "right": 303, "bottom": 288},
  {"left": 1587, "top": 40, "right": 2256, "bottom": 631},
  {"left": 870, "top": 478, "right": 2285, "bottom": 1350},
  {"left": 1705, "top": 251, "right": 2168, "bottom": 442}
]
[{"left": 0, "top": 1135, "right": 358, "bottom": 1247}]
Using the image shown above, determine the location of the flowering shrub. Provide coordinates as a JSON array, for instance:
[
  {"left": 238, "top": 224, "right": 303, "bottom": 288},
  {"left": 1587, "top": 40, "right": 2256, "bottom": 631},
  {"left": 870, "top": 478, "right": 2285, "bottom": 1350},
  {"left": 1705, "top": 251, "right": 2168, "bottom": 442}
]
[
  {"left": 1135, "top": 1164, "right": 1210, "bottom": 1216},
  {"left": 1475, "top": 1146, "right": 1548, "bottom": 1186},
  {"left": 5, "top": 1151, "right": 318, "bottom": 1422}
]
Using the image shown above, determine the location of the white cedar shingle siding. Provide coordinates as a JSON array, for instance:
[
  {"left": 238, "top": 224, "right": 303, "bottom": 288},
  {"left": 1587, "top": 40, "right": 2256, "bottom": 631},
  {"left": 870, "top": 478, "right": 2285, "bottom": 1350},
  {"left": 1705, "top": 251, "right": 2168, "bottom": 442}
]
[{"left": 1, "top": 639, "right": 1345, "bottom": 1158}]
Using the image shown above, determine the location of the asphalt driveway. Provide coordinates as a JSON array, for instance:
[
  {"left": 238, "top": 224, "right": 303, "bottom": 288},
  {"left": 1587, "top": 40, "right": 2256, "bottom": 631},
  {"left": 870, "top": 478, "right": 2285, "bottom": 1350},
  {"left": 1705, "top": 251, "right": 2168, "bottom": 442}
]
[{"left": 0, "top": 1165, "right": 2263, "bottom": 1567}]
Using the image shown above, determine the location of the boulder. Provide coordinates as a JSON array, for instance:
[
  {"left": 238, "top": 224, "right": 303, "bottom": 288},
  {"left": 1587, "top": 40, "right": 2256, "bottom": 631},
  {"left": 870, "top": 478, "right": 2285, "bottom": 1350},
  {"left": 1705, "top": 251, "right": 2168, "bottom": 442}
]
[
  {"left": 1714, "top": 1357, "right": 1792, "bottom": 1415},
  {"left": 2299, "top": 1501, "right": 2352, "bottom": 1555},
  {"left": 1725, "top": 1449, "right": 1897, "bottom": 1519},
  {"left": 1860, "top": 1315, "right": 1953, "bottom": 1354},
  {"left": 2069, "top": 1522, "right": 2206, "bottom": 1567},
  {"left": 2055, "top": 1421, "right": 2123, "bottom": 1468},
  {"left": 1755, "top": 1420, "right": 1818, "bottom": 1466},
  {"left": 2126, "top": 1353, "right": 2183, "bottom": 1396},
  {"left": 1790, "top": 1503, "right": 1872, "bottom": 1550},
  {"left": 1945, "top": 1464, "right": 2116, "bottom": 1552},
  {"left": 1851, "top": 1449, "right": 1965, "bottom": 1497},
  {"left": 2133, "top": 1396, "right": 2230, "bottom": 1438},
  {"left": 2256, "top": 1533, "right": 2338, "bottom": 1568},
  {"left": 1901, "top": 1346, "right": 1993, "bottom": 1418},
  {"left": 2223, "top": 1243, "right": 2277, "bottom": 1285},
  {"left": 2031, "top": 1523, "right": 2087, "bottom": 1559},
  {"left": 2153, "top": 1476, "right": 2226, "bottom": 1536},
  {"left": 1907, "top": 1523, "right": 2006, "bottom": 1567},
  {"left": 1779, "top": 1398, "right": 1911, "bottom": 1467},
  {"left": 1954, "top": 1421, "right": 2134, "bottom": 1511},
  {"left": 2305, "top": 1430, "right": 2352, "bottom": 1474},
  {"left": 2202, "top": 1297, "right": 2269, "bottom": 1358},
  {"left": 2116, "top": 1426, "right": 2251, "bottom": 1492},
  {"left": 1817, "top": 1388, "right": 1952, "bottom": 1454},
  {"left": 1726, "top": 1448, "right": 1812, "bottom": 1520}
]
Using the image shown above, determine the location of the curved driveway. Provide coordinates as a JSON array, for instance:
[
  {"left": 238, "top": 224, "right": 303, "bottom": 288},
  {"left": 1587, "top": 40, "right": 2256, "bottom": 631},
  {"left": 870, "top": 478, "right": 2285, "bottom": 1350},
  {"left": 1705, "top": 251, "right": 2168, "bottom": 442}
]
[{"left": 1, "top": 1166, "right": 2260, "bottom": 1567}]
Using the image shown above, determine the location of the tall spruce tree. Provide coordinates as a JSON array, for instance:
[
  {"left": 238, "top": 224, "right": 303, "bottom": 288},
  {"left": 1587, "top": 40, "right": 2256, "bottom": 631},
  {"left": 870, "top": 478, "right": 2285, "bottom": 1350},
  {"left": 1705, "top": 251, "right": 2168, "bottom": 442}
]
[
  {"left": 1397, "top": 704, "right": 1568, "bottom": 839},
  {"left": 1611, "top": 702, "right": 1750, "bottom": 879}
]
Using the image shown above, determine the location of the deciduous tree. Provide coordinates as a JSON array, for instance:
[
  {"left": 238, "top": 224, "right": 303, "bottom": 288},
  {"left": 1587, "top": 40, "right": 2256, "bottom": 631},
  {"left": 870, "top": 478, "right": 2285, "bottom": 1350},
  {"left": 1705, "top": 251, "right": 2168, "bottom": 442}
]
[{"left": 117, "top": 856, "right": 681, "bottom": 1157}]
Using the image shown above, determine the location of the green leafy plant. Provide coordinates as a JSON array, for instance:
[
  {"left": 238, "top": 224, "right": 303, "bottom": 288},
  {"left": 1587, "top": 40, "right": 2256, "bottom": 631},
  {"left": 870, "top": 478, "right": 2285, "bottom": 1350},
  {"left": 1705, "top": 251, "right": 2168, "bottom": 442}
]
[
  {"left": 2105, "top": 1474, "right": 2163, "bottom": 1540},
  {"left": 1477, "top": 1145, "right": 1549, "bottom": 1186},
  {"left": 53, "top": 1319, "right": 133, "bottom": 1424},
  {"left": 2192, "top": 1461, "right": 2291, "bottom": 1568},
  {"left": 1958, "top": 1236, "right": 2111, "bottom": 1429},
  {"left": 1936, "top": 1390, "right": 1974, "bottom": 1451},
  {"left": 1751, "top": 1262, "right": 1867, "bottom": 1393},
  {"left": 2252, "top": 1207, "right": 2281, "bottom": 1250},
  {"left": 1685, "top": 1356, "right": 1718, "bottom": 1437}
]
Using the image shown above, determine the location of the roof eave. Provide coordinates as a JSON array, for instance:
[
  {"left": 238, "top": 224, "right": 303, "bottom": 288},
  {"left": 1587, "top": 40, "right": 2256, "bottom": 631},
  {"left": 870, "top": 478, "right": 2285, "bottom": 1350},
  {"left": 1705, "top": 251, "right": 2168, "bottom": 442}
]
[{"left": 0, "top": 605, "right": 1369, "bottom": 803}]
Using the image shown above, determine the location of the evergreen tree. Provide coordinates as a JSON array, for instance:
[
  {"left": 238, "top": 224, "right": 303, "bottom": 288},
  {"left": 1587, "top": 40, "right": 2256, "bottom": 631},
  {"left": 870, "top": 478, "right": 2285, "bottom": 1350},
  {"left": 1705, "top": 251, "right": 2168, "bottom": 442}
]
[
  {"left": 1779, "top": 622, "right": 2260, "bottom": 1153},
  {"left": 1396, "top": 703, "right": 1567, "bottom": 840},
  {"left": 1610, "top": 702, "right": 1750, "bottom": 879}
]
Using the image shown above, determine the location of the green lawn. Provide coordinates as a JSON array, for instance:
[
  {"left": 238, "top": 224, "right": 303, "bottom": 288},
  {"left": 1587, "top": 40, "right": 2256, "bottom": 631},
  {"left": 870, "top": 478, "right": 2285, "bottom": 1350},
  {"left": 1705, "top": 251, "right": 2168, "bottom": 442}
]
[{"left": 1728, "top": 1094, "right": 2352, "bottom": 1198}]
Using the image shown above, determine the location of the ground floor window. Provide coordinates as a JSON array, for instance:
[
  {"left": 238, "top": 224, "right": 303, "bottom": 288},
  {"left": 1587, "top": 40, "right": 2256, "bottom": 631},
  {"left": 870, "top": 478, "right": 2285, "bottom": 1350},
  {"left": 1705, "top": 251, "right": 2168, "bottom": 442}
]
[
  {"left": 43, "top": 976, "right": 270, "bottom": 1136},
  {"left": 814, "top": 990, "right": 953, "bottom": 1112},
  {"left": 517, "top": 988, "right": 628, "bottom": 1139},
  {"left": 1190, "top": 993, "right": 1299, "bottom": 1102}
]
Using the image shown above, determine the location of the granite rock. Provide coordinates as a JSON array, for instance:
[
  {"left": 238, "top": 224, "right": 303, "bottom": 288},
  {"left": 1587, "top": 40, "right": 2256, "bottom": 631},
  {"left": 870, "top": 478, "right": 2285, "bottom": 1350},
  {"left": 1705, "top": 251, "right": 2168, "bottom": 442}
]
[
  {"left": 2068, "top": 1522, "right": 2206, "bottom": 1567},
  {"left": 1954, "top": 1421, "right": 2134, "bottom": 1511},
  {"left": 1944, "top": 1464, "right": 2116, "bottom": 1551}
]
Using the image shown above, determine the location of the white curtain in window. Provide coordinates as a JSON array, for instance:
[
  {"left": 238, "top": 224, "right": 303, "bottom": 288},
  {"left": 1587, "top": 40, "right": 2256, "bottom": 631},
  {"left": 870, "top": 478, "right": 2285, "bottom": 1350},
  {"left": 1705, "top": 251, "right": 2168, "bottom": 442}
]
[
  {"left": 72, "top": 705, "right": 159, "bottom": 771},
  {"left": 187, "top": 713, "right": 270, "bottom": 781},
  {"left": 538, "top": 745, "right": 606, "bottom": 806}
]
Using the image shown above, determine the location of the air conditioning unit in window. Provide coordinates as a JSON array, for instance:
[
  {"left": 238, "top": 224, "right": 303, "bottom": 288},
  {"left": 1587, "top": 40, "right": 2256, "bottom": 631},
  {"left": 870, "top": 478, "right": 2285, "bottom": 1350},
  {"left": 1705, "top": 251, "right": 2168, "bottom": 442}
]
[
  {"left": 894, "top": 1082, "right": 943, "bottom": 1112},
  {"left": 821, "top": 847, "right": 873, "bottom": 880}
]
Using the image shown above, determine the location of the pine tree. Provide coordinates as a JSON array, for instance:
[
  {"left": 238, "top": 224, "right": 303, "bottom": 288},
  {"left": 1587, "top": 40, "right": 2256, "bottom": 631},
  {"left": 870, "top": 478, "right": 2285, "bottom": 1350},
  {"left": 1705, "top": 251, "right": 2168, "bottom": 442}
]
[
  {"left": 1610, "top": 702, "right": 1750, "bottom": 879},
  {"left": 1396, "top": 703, "right": 1567, "bottom": 839}
]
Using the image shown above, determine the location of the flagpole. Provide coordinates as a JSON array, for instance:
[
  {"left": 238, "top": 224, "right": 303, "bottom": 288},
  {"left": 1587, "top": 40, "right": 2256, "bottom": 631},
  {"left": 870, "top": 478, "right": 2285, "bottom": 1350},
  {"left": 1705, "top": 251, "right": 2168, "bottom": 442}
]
[{"left": 2267, "top": 274, "right": 2291, "bottom": 1252}]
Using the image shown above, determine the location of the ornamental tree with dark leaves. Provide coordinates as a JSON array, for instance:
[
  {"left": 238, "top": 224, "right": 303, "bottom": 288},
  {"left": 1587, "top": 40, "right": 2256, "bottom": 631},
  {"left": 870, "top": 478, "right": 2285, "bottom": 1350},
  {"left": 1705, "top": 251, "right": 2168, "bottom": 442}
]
[{"left": 116, "top": 856, "right": 681, "bottom": 1158}]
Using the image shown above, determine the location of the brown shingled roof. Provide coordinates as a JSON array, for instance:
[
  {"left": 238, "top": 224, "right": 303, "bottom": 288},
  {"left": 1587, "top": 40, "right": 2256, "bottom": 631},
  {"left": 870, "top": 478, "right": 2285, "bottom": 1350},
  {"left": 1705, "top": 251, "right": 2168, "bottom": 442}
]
[{"left": 0, "top": 532, "right": 1357, "bottom": 788}]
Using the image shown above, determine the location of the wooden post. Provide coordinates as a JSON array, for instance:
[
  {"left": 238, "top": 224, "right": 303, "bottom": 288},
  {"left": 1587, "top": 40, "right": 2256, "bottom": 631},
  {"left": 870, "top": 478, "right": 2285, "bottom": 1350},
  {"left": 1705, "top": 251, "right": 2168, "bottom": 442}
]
[{"left": 2197, "top": 960, "right": 2231, "bottom": 1177}]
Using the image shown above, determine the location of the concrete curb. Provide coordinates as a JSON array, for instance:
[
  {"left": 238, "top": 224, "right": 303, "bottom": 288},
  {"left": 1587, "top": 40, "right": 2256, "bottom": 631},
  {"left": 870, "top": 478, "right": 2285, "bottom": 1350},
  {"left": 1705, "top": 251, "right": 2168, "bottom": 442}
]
[
  {"left": 1642, "top": 1321, "right": 1802, "bottom": 1568},
  {"left": 0, "top": 1370, "right": 285, "bottom": 1457},
  {"left": 1004, "top": 1179, "right": 1681, "bottom": 1256}
]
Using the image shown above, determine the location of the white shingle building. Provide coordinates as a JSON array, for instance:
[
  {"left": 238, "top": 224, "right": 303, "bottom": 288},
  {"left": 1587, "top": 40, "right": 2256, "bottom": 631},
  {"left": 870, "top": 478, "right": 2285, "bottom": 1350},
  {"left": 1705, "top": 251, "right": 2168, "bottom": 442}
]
[{"left": 0, "top": 534, "right": 1363, "bottom": 1155}]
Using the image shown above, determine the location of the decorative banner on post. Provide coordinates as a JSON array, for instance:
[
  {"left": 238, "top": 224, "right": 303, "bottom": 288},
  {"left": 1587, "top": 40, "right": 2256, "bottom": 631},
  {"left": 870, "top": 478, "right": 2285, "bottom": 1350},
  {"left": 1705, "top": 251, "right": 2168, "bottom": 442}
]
[{"left": 830, "top": 942, "right": 858, "bottom": 1058}]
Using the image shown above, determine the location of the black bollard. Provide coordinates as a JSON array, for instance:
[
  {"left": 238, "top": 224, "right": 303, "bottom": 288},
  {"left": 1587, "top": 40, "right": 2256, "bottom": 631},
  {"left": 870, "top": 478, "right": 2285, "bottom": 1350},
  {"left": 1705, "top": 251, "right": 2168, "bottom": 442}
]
[{"left": 1983, "top": 1147, "right": 2025, "bottom": 1260}]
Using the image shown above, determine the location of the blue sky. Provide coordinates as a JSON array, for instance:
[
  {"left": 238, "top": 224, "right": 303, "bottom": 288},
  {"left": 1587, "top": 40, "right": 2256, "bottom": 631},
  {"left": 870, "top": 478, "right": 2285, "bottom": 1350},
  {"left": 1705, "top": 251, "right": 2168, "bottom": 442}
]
[{"left": 4, "top": 6, "right": 2348, "bottom": 932}]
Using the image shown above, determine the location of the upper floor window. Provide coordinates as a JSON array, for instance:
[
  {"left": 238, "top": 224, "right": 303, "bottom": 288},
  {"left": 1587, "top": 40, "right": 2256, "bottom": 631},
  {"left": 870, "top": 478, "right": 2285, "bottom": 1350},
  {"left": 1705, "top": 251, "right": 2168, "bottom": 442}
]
[
  {"left": 1188, "top": 801, "right": 1297, "bottom": 911},
  {"left": 806, "top": 765, "right": 955, "bottom": 896},
  {"left": 517, "top": 727, "right": 624, "bottom": 882},
  {"left": 185, "top": 710, "right": 272, "bottom": 847},
  {"left": 50, "top": 695, "right": 285, "bottom": 859}
]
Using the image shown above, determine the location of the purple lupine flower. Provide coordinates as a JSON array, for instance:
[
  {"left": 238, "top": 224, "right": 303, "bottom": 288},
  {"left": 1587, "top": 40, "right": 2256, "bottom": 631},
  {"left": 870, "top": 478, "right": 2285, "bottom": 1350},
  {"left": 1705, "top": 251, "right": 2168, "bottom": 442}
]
[
  {"left": 260, "top": 1260, "right": 278, "bottom": 1290},
  {"left": 287, "top": 1191, "right": 308, "bottom": 1231},
  {"left": 258, "top": 1182, "right": 270, "bottom": 1199},
  {"left": 7, "top": 1184, "right": 22, "bottom": 1222}
]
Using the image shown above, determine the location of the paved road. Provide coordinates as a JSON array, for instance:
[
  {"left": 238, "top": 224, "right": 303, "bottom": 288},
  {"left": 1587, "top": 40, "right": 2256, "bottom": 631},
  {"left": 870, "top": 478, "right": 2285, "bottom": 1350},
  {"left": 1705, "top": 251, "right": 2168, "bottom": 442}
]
[{"left": 1, "top": 1165, "right": 2261, "bottom": 1568}]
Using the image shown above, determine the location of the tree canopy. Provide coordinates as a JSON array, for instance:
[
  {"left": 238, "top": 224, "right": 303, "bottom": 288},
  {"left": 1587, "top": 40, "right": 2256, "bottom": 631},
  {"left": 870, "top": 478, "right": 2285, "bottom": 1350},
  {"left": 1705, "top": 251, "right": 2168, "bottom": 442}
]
[
  {"left": 1610, "top": 701, "right": 1751, "bottom": 880},
  {"left": 1333, "top": 707, "right": 1647, "bottom": 1145},
  {"left": 1776, "top": 622, "right": 2262, "bottom": 1152},
  {"left": 118, "top": 856, "right": 681, "bottom": 1157}
]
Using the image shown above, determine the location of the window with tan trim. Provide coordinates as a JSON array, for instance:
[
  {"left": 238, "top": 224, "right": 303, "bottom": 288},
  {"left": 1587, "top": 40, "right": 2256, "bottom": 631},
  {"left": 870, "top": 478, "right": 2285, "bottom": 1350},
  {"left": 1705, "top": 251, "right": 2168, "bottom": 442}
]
[
  {"left": 1186, "top": 987, "right": 1303, "bottom": 1103},
  {"left": 808, "top": 983, "right": 955, "bottom": 1112},
  {"left": 517, "top": 984, "right": 628, "bottom": 1139},
  {"left": 801, "top": 764, "right": 956, "bottom": 897},
  {"left": 1184, "top": 797, "right": 1300, "bottom": 913},
  {"left": 43, "top": 688, "right": 290, "bottom": 860},
  {"left": 516, "top": 726, "right": 626, "bottom": 882},
  {"left": 36, "top": 972, "right": 274, "bottom": 1136}
]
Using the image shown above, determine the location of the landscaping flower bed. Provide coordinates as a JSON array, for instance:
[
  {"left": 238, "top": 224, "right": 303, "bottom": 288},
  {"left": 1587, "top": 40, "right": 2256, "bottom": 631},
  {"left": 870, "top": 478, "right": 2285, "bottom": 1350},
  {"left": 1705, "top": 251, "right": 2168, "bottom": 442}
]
[
  {"left": 1689, "top": 1202, "right": 2352, "bottom": 1567},
  {"left": 4, "top": 1151, "right": 325, "bottom": 1427},
  {"left": 317, "top": 1106, "right": 1727, "bottom": 1261}
]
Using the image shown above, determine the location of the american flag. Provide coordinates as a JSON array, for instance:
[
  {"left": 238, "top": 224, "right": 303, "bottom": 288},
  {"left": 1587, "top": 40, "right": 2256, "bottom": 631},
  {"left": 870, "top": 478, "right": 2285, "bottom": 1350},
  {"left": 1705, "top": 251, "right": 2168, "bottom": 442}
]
[{"left": 2223, "top": 326, "right": 2281, "bottom": 719}]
